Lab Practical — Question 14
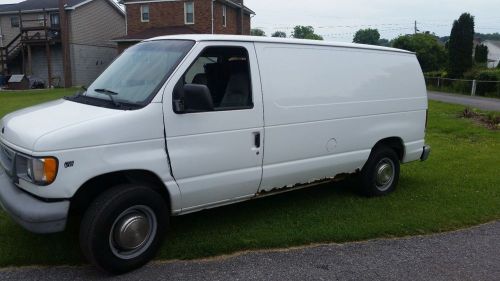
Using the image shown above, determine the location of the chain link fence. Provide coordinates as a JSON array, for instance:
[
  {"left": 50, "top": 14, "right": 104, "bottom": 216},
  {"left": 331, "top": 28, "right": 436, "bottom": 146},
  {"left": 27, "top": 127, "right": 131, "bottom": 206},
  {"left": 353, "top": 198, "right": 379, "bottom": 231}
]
[{"left": 425, "top": 77, "right": 500, "bottom": 98}]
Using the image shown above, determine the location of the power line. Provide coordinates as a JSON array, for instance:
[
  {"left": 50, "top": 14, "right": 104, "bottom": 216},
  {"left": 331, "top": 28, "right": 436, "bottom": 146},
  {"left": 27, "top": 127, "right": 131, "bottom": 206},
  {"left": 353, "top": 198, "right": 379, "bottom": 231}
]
[
  {"left": 254, "top": 23, "right": 411, "bottom": 31},
  {"left": 255, "top": 21, "right": 500, "bottom": 31},
  {"left": 254, "top": 20, "right": 500, "bottom": 41}
]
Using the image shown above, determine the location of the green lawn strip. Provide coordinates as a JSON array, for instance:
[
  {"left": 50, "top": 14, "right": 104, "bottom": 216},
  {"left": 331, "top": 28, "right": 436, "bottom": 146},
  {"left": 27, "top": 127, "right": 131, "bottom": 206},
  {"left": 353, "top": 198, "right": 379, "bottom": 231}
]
[
  {"left": 0, "top": 93, "right": 499, "bottom": 266},
  {"left": 0, "top": 88, "right": 78, "bottom": 118}
]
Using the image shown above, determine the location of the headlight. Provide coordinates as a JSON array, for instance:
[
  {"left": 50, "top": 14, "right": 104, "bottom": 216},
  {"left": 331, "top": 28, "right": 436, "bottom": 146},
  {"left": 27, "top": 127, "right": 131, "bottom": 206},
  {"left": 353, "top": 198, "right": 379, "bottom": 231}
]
[{"left": 15, "top": 155, "right": 58, "bottom": 186}]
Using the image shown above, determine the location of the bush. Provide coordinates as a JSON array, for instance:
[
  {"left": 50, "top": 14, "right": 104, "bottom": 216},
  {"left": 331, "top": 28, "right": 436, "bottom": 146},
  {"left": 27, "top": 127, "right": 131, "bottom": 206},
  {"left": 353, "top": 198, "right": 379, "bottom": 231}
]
[
  {"left": 424, "top": 68, "right": 500, "bottom": 97},
  {"left": 448, "top": 13, "right": 475, "bottom": 78},
  {"left": 463, "top": 68, "right": 480, "bottom": 80},
  {"left": 475, "top": 70, "right": 500, "bottom": 97},
  {"left": 474, "top": 44, "right": 488, "bottom": 63},
  {"left": 393, "top": 34, "right": 447, "bottom": 72},
  {"left": 425, "top": 70, "right": 446, "bottom": 78}
]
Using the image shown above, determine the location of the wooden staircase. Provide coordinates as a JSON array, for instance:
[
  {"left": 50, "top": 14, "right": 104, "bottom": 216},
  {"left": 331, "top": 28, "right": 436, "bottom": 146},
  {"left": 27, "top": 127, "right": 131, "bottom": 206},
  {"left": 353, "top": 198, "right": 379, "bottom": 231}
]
[
  {"left": 0, "top": 10, "right": 60, "bottom": 81},
  {"left": 0, "top": 34, "right": 22, "bottom": 74}
]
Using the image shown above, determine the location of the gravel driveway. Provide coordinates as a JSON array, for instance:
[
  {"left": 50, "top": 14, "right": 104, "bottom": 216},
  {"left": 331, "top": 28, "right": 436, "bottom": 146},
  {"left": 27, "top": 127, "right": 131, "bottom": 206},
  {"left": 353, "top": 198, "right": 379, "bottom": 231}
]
[
  {"left": 1, "top": 221, "right": 499, "bottom": 281},
  {"left": 428, "top": 91, "right": 500, "bottom": 111}
]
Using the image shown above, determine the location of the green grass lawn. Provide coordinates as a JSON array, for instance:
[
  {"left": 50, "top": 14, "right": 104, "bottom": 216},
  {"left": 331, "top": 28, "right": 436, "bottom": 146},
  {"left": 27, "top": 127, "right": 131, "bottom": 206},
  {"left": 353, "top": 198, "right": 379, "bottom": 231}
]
[
  {"left": 0, "top": 89, "right": 499, "bottom": 267},
  {"left": 0, "top": 88, "right": 78, "bottom": 117}
]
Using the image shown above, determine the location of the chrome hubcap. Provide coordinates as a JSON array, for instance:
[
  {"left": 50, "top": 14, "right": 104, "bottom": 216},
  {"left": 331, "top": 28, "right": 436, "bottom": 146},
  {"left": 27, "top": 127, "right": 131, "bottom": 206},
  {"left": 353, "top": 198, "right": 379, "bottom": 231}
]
[
  {"left": 375, "top": 158, "right": 395, "bottom": 191},
  {"left": 114, "top": 212, "right": 150, "bottom": 250},
  {"left": 110, "top": 205, "right": 157, "bottom": 259}
]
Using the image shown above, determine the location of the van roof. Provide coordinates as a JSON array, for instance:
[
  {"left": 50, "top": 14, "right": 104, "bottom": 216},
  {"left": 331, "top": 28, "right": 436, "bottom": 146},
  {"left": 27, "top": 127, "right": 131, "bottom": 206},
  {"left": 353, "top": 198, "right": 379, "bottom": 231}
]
[{"left": 146, "top": 34, "right": 413, "bottom": 55}]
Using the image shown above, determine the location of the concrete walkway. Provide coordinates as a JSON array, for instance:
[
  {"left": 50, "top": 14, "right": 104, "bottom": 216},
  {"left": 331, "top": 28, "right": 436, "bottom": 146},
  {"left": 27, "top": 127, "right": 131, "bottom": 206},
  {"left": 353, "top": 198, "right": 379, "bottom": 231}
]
[
  {"left": 1, "top": 221, "right": 499, "bottom": 281},
  {"left": 428, "top": 91, "right": 500, "bottom": 111}
]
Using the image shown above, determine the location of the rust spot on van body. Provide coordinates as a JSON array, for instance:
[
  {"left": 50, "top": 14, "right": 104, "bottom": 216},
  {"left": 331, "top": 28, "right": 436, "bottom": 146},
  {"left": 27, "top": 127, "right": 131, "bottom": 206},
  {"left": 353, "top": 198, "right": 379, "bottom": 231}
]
[{"left": 255, "top": 173, "right": 353, "bottom": 197}]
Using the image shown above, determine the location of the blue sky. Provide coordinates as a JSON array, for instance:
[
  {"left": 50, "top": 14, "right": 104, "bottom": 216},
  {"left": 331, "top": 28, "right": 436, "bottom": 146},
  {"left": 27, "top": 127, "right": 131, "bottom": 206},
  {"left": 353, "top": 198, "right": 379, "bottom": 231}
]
[{"left": 1, "top": 0, "right": 499, "bottom": 42}]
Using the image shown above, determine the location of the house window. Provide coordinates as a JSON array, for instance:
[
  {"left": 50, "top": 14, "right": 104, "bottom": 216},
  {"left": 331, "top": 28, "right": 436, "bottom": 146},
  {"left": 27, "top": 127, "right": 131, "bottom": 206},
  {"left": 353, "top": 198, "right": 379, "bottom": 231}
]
[
  {"left": 141, "top": 4, "right": 150, "bottom": 22},
  {"left": 184, "top": 2, "right": 194, "bottom": 24},
  {"left": 50, "top": 13, "right": 60, "bottom": 28},
  {"left": 10, "top": 16, "right": 19, "bottom": 28},
  {"left": 38, "top": 15, "right": 45, "bottom": 26},
  {"left": 222, "top": 5, "right": 227, "bottom": 27}
]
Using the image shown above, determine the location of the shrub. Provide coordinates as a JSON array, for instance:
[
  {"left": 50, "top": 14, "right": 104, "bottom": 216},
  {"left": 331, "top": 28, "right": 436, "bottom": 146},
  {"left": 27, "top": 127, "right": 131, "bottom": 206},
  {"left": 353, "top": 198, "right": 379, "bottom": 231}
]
[
  {"left": 475, "top": 70, "right": 500, "bottom": 97},
  {"left": 425, "top": 70, "right": 446, "bottom": 78},
  {"left": 393, "top": 34, "right": 447, "bottom": 72},
  {"left": 474, "top": 44, "right": 488, "bottom": 63},
  {"left": 448, "top": 13, "right": 475, "bottom": 78}
]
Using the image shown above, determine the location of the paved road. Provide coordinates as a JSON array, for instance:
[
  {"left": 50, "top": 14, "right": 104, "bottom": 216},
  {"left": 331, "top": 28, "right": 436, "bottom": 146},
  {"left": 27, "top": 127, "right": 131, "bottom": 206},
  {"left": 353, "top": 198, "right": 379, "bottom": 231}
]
[
  {"left": 428, "top": 91, "right": 500, "bottom": 111},
  {"left": 1, "top": 221, "right": 499, "bottom": 281}
]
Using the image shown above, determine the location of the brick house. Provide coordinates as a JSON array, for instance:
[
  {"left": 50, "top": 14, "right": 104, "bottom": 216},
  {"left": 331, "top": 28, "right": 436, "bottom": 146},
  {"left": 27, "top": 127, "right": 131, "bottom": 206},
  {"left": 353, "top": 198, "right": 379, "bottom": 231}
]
[
  {"left": 114, "top": 0, "right": 254, "bottom": 52},
  {"left": 0, "top": 0, "right": 125, "bottom": 88}
]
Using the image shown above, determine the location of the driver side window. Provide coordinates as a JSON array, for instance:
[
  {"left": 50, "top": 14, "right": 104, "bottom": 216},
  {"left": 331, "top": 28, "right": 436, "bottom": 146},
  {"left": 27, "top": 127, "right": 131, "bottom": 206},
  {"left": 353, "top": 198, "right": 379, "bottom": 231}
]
[{"left": 174, "top": 46, "right": 253, "bottom": 113}]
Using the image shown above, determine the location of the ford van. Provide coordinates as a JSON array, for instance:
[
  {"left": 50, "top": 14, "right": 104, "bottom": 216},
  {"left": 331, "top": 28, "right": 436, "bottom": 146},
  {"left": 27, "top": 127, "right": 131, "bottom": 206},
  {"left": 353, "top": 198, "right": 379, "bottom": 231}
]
[{"left": 0, "top": 35, "right": 431, "bottom": 273}]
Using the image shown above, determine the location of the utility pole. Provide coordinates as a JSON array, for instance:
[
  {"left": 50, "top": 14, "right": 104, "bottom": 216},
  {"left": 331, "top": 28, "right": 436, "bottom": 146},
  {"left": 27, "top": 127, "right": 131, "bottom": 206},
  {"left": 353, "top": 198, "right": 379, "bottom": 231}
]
[
  {"left": 211, "top": 0, "right": 214, "bottom": 34},
  {"left": 239, "top": 1, "right": 244, "bottom": 35},
  {"left": 414, "top": 20, "right": 418, "bottom": 34},
  {"left": 59, "top": 0, "right": 72, "bottom": 88}
]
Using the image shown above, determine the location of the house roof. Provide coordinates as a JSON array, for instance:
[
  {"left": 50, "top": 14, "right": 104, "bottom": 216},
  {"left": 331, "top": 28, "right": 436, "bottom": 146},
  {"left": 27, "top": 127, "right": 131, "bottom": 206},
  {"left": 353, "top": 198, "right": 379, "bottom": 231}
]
[
  {"left": 120, "top": 0, "right": 255, "bottom": 15},
  {"left": 0, "top": 0, "right": 124, "bottom": 15},
  {"left": 0, "top": 4, "right": 17, "bottom": 13},
  {"left": 113, "top": 26, "right": 200, "bottom": 42},
  {"left": 220, "top": 0, "right": 255, "bottom": 15},
  {"left": 484, "top": 40, "right": 500, "bottom": 49},
  {"left": 0, "top": 0, "right": 84, "bottom": 12}
]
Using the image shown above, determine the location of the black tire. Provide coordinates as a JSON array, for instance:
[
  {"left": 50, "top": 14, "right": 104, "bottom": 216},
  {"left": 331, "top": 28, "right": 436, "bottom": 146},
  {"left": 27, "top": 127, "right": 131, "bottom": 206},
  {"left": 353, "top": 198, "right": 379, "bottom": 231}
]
[
  {"left": 79, "top": 184, "right": 169, "bottom": 274},
  {"left": 360, "top": 145, "right": 400, "bottom": 197}
]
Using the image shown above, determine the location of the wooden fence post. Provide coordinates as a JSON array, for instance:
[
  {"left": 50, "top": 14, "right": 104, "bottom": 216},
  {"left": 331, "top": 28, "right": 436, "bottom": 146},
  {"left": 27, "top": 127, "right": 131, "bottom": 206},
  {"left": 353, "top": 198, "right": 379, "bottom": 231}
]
[{"left": 471, "top": 80, "right": 477, "bottom": 96}]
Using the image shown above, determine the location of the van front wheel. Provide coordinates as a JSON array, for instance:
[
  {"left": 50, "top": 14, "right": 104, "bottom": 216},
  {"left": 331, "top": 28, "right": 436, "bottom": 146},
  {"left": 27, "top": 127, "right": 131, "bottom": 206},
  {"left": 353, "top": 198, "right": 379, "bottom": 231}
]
[
  {"left": 360, "top": 146, "right": 400, "bottom": 197},
  {"left": 79, "top": 184, "right": 169, "bottom": 274}
]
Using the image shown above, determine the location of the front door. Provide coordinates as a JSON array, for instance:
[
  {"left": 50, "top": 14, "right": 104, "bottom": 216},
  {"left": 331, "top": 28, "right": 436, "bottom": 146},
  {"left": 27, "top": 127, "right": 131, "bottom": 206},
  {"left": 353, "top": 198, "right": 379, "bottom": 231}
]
[{"left": 163, "top": 42, "right": 264, "bottom": 212}]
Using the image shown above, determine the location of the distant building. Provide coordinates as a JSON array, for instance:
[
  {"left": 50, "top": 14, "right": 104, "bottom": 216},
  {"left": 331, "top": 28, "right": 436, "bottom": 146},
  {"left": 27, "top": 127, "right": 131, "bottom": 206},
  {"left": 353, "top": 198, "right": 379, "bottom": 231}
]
[
  {"left": 482, "top": 40, "right": 500, "bottom": 68},
  {"left": 0, "top": 0, "right": 126, "bottom": 87},
  {"left": 114, "top": 0, "right": 255, "bottom": 52}
]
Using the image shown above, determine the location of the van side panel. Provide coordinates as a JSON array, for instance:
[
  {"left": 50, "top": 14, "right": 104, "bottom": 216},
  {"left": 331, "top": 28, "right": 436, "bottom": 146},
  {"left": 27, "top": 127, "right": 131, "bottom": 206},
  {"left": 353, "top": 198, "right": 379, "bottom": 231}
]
[{"left": 254, "top": 43, "right": 427, "bottom": 191}]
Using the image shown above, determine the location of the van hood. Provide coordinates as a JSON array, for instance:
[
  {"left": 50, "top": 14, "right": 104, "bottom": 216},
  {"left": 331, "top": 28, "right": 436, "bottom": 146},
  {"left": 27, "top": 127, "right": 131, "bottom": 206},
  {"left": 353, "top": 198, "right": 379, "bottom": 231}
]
[
  {"left": 0, "top": 99, "right": 120, "bottom": 151},
  {"left": 0, "top": 99, "right": 165, "bottom": 153}
]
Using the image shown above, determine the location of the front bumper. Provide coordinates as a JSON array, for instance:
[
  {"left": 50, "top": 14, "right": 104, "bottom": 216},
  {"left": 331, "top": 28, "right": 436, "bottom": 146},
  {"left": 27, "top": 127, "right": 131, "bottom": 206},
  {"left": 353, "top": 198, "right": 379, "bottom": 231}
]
[
  {"left": 421, "top": 145, "right": 431, "bottom": 161},
  {"left": 0, "top": 169, "right": 69, "bottom": 234}
]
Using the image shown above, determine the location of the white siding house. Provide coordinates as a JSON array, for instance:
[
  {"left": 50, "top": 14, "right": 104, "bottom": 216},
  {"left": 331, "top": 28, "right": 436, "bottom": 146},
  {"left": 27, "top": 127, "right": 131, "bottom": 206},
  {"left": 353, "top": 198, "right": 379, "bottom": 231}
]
[
  {"left": 483, "top": 40, "right": 500, "bottom": 68},
  {"left": 0, "top": 0, "right": 125, "bottom": 87}
]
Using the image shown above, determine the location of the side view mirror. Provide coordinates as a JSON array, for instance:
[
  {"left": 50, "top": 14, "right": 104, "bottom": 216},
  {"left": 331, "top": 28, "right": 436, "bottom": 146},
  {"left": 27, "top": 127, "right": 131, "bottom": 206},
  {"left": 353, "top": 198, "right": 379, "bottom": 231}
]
[{"left": 174, "top": 84, "right": 214, "bottom": 113}]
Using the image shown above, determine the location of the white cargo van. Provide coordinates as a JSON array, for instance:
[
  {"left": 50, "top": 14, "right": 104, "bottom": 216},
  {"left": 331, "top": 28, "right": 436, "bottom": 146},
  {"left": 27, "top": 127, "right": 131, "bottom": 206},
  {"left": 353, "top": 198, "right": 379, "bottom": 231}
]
[{"left": 0, "top": 35, "right": 430, "bottom": 273}]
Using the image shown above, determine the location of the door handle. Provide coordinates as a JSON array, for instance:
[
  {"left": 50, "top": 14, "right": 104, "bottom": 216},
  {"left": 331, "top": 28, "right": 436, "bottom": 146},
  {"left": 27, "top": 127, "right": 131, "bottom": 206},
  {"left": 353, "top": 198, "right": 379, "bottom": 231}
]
[{"left": 254, "top": 132, "right": 261, "bottom": 148}]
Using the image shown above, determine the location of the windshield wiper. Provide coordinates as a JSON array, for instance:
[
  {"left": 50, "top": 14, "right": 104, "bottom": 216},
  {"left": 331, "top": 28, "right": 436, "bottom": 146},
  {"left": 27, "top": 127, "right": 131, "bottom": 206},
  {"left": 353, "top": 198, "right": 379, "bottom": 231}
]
[
  {"left": 94, "top": 88, "right": 121, "bottom": 107},
  {"left": 65, "top": 86, "right": 87, "bottom": 100}
]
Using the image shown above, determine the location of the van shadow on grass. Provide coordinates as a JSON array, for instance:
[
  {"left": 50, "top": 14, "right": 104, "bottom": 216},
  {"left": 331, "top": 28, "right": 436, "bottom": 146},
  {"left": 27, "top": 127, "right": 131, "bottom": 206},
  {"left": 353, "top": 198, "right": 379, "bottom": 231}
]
[
  {"left": 0, "top": 177, "right": 361, "bottom": 267},
  {"left": 159, "top": 177, "right": 371, "bottom": 260}
]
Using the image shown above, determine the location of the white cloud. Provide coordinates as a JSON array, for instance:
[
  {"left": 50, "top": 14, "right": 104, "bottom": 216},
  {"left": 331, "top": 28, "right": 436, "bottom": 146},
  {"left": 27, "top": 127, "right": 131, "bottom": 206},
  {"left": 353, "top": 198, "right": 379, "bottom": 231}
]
[
  {"left": 245, "top": 0, "right": 500, "bottom": 42},
  {"left": 1, "top": 0, "right": 498, "bottom": 42}
]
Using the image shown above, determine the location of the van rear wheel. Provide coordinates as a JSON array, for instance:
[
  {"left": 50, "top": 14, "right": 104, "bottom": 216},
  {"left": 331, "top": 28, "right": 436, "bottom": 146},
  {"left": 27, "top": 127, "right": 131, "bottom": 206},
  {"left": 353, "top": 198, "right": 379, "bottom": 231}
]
[
  {"left": 79, "top": 184, "right": 168, "bottom": 274},
  {"left": 360, "top": 146, "right": 400, "bottom": 197}
]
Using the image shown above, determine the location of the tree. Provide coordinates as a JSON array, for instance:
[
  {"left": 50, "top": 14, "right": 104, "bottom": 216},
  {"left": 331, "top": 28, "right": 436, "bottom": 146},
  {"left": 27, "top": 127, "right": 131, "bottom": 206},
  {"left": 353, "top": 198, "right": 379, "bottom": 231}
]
[
  {"left": 378, "top": 38, "right": 390, "bottom": 47},
  {"left": 251, "top": 28, "right": 266, "bottom": 36},
  {"left": 291, "top": 26, "right": 323, "bottom": 40},
  {"left": 271, "top": 31, "right": 287, "bottom": 38},
  {"left": 392, "top": 33, "right": 447, "bottom": 72},
  {"left": 448, "top": 13, "right": 475, "bottom": 77},
  {"left": 353, "top": 28, "right": 380, "bottom": 45},
  {"left": 474, "top": 44, "right": 488, "bottom": 63},
  {"left": 475, "top": 32, "right": 500, "bottom": 41}
]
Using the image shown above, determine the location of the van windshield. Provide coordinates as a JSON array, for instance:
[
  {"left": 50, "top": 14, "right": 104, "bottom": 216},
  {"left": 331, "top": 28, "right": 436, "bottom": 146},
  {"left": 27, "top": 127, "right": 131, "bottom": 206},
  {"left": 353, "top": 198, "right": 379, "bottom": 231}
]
[{"left": 77, "top": 40, "right": 194, "bottom": 108}]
